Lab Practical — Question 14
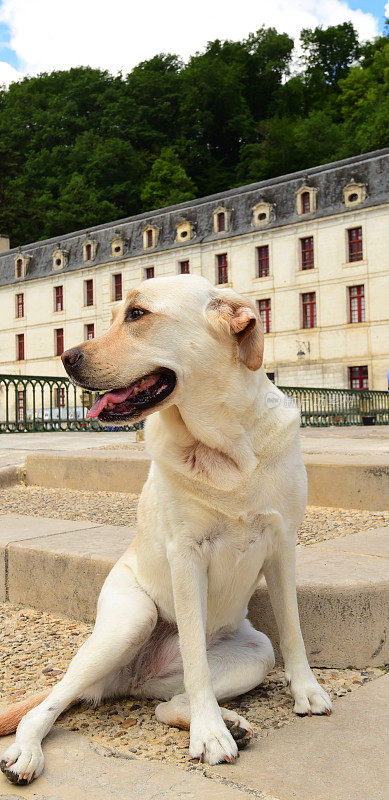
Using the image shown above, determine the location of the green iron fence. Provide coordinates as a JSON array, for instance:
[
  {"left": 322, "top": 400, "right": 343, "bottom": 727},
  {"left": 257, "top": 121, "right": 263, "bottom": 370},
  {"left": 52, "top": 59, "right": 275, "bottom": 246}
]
[
  {"left": 0, "top": 373, "right": 388, "bottom": 431},
  {"left": 0, "top": 374, "right": 142, "bottom": 433},
  {"left": 280, "top": 385, "right": 389, "bottom": 427}
]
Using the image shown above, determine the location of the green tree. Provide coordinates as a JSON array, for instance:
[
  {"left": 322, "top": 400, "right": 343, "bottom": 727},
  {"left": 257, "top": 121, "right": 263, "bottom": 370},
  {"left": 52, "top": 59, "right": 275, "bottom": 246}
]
[
  {"left": 140, "top": 148, "right": 196, "bottom": 209},
  {"left": 300, "top": 22, "right": 361, "bottom": 97}
]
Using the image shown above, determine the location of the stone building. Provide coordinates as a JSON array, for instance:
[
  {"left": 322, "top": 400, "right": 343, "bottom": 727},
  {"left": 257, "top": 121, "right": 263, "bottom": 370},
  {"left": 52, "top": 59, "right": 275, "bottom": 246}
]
[{"left": 0, "top": 148, "right": 388, "bottom": 398}]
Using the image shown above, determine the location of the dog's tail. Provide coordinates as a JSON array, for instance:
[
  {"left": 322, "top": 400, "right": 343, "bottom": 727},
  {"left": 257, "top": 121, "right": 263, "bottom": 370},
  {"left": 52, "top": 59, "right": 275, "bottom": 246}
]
[{"left": 0, "top": 690, "right": 51, "bottom": 736}]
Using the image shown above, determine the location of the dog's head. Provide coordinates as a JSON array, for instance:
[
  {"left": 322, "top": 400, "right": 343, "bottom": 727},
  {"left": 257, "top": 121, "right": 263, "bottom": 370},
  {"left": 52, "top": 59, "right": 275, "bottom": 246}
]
[{"left": 61, "top": 275, "right": 264, "bottom": 425}]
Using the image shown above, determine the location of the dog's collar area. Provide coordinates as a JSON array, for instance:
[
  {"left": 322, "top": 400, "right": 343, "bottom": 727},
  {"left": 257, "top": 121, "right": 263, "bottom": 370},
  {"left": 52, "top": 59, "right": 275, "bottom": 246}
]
[{"left": 86, "top": 368, "right": 176, "bottom": 421}]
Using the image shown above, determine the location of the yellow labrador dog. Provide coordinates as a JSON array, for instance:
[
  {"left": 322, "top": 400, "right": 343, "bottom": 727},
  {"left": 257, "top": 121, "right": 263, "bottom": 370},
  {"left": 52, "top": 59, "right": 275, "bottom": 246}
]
[{"left": 0, "top": 274, "right": 331, "bottom": 785}]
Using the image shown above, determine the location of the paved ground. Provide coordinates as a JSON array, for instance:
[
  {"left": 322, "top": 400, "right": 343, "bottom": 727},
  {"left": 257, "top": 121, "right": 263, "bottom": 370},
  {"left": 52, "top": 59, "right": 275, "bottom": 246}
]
[
  {"left": 1, "top": 425, "right": 388, "bottom": 469},
  {"left": 0, "top": 601, "right": 386, "bottom": 790}
]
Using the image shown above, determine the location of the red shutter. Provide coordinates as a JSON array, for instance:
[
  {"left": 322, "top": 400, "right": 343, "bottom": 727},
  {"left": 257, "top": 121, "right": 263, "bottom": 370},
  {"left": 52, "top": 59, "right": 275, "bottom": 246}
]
[
  {"left": 348, "top": 228, "right": 363, "bottom": 262},
  {"left": 16, "top": 259, "right": 23, "bottom": 278},
  {"left": 16, "top": 293, "right": 24, "bottom": 318},
  {"left": 55, "top": 286, "right": 63, "bottom": 311},
  {"left": 300, "top": 237, "right": 314, "bottom": 269},
  {"left": 55, "top": 328, "right": 64, "bottom": 356},
  {"left": 113, "top": 273, "right": 122, "bottom": 301},
  {"left": 217, "top": 254, "right": 228, "bottom": 284},
  {"left": 349, "top": 366, "right": 368, "bottom": 389},
  {"left": 217, "top": 212, "right": 225, "bottom": 232},
  {"left": 349, "top": 285, "right": 365, "bottom": 323},
  {"left": 17, "top": 390, "right": 25, "bottom": 421},
  {"left": 180, "top": 261, "right": 190, "bottom": 274},
  {"left": 85, "top": 243, "right": 92, "bottom": 261},
  {"left": 301, "top": 192, "right": 310, "bottom": 214},
  {"left": 145, "top": 267, "right": 154, "bottom": 280},
  {"left": 257, "top": 245, "right": 269, "bottom": 277},
  {"left": 147, "top": 229, "right": 153, "bottom": 248},
  {"left": 86, "top": 324, "right": 94, "bottom": 340},
  {"left": 17, "top": 333, "right": 25, "bottom": 360},
  {"left": 85, "top": 279, "right": 93, "bottom": 306},
  {"left": 302, "top": 292, "right": 316, "bottom": 328},
  {"left": 257, "top": 299, "right": 271, "bottom": 333}
]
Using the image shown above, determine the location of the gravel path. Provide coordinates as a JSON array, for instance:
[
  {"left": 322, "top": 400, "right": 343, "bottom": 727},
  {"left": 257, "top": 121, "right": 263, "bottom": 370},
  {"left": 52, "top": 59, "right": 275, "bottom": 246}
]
[
  {"left": 0, "top": 602, "right": 385, "bottom": 776},
  {"left": 0, "top": 485, "right": 387, "bottom": 545}
]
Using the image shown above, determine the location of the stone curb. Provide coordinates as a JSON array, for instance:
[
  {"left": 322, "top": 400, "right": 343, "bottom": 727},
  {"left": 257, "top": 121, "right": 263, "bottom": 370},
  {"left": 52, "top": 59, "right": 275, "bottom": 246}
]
[
  {"left": 0, "top": 514, "right": 388, "bottom": 668},
  {"left": 0, "top": 465, "right": 23, "bottom": 488},
  {"left": 23, "top": 451, "right": 389, "bottom": 510}
]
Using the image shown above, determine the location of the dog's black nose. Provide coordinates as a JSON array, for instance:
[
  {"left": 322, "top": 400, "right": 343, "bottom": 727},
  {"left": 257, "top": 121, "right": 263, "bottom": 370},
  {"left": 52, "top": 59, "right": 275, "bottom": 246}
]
[{"left": 62, "top": 347, "right": 83, "bottom": 370}]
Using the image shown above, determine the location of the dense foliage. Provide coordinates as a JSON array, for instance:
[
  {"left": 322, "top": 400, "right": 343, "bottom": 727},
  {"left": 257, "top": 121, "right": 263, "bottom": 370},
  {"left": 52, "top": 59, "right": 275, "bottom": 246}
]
[{"left": 0, "top": 22, "right": 388, "bottom": 246}]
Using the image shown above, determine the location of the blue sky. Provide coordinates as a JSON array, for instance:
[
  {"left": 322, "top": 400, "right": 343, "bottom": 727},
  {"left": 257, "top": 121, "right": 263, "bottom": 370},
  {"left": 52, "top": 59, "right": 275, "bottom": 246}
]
[{"left": 0, "top": 0, "right": 386, "bottom": 88}]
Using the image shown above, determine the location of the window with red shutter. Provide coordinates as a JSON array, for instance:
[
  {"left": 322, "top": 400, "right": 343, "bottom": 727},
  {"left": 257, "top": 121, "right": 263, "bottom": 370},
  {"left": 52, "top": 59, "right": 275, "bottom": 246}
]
[
  {"left": 147, "top": 229, "right": 153, "bottom": 248},
  {"left": 16, "top": 259, "right": 23, "bottom": 278},
  {"left": 54, "top": 285, "right": 63, "bottom": 312},
  {"left": 85, "top": 279, "right": 93, "bottom": 306},
  {"left": 17, "top": 333, "right": 25, "bottom": 360},
  {"left": 145, "top": 267, "right": 154, "bottom": 280},
  {"left": 85, "top": 324, "right": 94, "bottom": 340},
  {"left": 348, "top": 227, "right": 363, "bottom": 262},
  {"left": 113, "top": 273, "right": 122, "bottom": 301},
  {"left": 217, "top": 212, "right": 225, "bottom": 232},
  {"left": 16, "top": 293, "right": 24, "bottom": 318},
  {"left": 301, "top": 192, "right": 310, "bottom": 214},
  {"left": 85, "top": 243, "right": 92, "bottom": 261},
  {"left": 55, "top": 328, "right": 64, "bottom": 356},
  {"left": 17, "top": 390, "right": 25, "bottom": 422},
  {"left": 349, "top": 285, "right": 365, "bottom": 323},
  {"left": 257, "top": 299, "right": 271, "bottom": 333},
  {"left": 256, "top": 245, "right": 269, "bottom": 278},
  {"left": 349, "top": 366, "right": 368, "bottom": 389},
  {"left": 179, "top": 261, "right": 190, "bottom": 274},
  {"left": 217, "top": 254, "right": 228, "bottom": 284},
  {"left": 300, "top": 237, "right": 314, "bottom": 269},
  {"left": 302, "top": 292, "right": 316, "bottom": 328}
]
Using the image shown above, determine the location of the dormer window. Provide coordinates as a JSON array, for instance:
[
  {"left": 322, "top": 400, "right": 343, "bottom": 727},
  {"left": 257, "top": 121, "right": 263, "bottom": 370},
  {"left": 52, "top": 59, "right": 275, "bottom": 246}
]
[
  {"left": 176, "top": 220, "right": 194, "bottom": 243},
  {"left": 143, "top": 225, "right": 159, "bottom": 250},
  {"left": 343, "top": 180, "right": 366, "bottom": 208},
  {"left": 52, "top": 248, "right": 68, "bottom": 271},
  {"left": 213, "top": 207, "right": 231, "bottom": 234},
  {"left": 296, "top": 184, "right": 317, "bottom": 216},
  {"left": 83, "top": 238, "right": 97, "bottom": 263},
  {"left": 111, "top": 236, "right": 124, "bottom": 258},
  {"left": 251, "top": 201, "right": 273, "bottom": 228},
  {"left": 14, "top": 252, "right": 30, "bottom": 279}
]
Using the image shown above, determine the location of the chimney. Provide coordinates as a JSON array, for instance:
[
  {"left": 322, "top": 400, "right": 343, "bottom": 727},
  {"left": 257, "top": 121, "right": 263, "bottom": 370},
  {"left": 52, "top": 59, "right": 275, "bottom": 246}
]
[{"left": 0, "top": 235, "right": 10, "bottom": 252}]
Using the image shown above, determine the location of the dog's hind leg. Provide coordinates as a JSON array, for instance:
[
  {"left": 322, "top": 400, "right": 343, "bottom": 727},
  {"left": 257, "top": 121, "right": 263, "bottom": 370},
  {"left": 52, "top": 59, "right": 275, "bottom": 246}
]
[
  {"left": 0, "top": 561, "right": 157, "bottom": 786},
  {"left": 152, "top": 619, "right": 274, "bottom": 752}
]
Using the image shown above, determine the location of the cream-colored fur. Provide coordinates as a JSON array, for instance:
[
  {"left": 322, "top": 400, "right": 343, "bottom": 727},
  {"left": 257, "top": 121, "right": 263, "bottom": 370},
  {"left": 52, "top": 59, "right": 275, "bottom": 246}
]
[{"left": 0, "top": 275, "right": 331, "bottom": 785}]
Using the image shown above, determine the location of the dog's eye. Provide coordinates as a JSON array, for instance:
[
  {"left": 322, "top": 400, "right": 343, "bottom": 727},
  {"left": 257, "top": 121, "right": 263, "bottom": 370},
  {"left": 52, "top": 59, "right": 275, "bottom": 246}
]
[{"left": 127, "top": 307, "right": 148, "bottom": 321}]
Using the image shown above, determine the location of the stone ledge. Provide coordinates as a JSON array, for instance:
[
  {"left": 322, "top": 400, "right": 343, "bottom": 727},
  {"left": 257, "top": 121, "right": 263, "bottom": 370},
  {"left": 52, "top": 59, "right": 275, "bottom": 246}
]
[
  {"left": 22, "top": 450, "right": 389, "bottom": 510},
  {"left": 1, "top": 514, "right": 387, "bottom": 668}
]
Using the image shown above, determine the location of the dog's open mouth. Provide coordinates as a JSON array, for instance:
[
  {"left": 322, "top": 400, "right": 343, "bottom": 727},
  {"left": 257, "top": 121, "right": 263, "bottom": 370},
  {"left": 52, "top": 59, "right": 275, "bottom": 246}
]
[{"left": 86, "top": 369, "right": 176, "bottom": 422}]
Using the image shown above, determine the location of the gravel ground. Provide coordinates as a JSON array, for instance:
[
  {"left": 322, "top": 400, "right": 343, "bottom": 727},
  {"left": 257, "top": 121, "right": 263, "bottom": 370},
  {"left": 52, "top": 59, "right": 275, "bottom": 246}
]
[
  {"left": 0, "top": 485, "right": 388, "bottom": 545},
  {"left": 0, "top": 603, "right": 385, "bottom": 776}
]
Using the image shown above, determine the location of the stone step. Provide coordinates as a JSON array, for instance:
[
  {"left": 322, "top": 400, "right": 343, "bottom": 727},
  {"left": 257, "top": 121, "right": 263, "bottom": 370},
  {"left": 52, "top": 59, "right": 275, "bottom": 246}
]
[
  {"left": 0, "top": 514, "right": 387, "bottom": 668},
  {"left": 21, "top": 450, "right": 389, "bottom": 510}
]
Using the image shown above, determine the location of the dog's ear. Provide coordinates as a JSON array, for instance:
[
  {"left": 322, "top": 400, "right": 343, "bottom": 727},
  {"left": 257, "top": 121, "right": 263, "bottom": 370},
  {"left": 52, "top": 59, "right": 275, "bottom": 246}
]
[{"left": 205, "top": 294, "right": 264, "bottom": 371}]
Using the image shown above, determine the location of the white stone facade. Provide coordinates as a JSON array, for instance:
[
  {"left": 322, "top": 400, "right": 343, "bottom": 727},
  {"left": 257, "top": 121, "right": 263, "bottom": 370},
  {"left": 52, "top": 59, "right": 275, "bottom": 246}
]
[{"left": 0, "top": 150, "right": 388, "bottom": 391}]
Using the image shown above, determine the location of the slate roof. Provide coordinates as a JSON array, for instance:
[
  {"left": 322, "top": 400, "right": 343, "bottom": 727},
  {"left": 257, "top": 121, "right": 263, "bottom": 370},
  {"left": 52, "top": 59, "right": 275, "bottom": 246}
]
[{"left": 0, "top": 148, "right": 388, "bottom": 288}]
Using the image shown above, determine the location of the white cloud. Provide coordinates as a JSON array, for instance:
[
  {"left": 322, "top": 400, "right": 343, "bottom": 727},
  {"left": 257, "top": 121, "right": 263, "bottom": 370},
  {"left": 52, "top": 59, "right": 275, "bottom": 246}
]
[
  {"left": 0, "top": 59, "right": 21, "bottom": 86},
  {"left": 0, "top": 0, "right": 379, "bottom": 81}
]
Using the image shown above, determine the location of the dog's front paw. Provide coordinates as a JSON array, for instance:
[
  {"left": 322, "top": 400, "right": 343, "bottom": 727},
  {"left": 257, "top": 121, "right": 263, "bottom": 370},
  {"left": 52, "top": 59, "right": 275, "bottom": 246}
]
[
  {"left": 190, "top": 717, "right": 238, "bottom": 765},
  {"left": 286, "top": 670, "right": 332, "bottom": 716},
  {"left": 1, "top": 741, "right": 44, "bottom": 785}
]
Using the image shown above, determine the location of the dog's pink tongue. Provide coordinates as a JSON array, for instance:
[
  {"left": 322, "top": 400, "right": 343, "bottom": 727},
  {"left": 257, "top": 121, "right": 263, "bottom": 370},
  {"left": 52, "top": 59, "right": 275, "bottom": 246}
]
[{"left": 87, "top": 387, "right": 133, "bottom": 419}]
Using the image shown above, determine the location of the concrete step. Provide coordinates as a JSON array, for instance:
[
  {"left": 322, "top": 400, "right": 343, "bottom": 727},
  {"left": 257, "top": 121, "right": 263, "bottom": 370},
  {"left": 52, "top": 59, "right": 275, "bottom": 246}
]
[
  {"left": 0, "top": 514, "right": 387, "bottom": 668},
  {"left": 22, "top": 449, "right": 389, "bottom": 510},
  {"left": 0, "top": 727, "right": 252, "bottom": 800}
]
